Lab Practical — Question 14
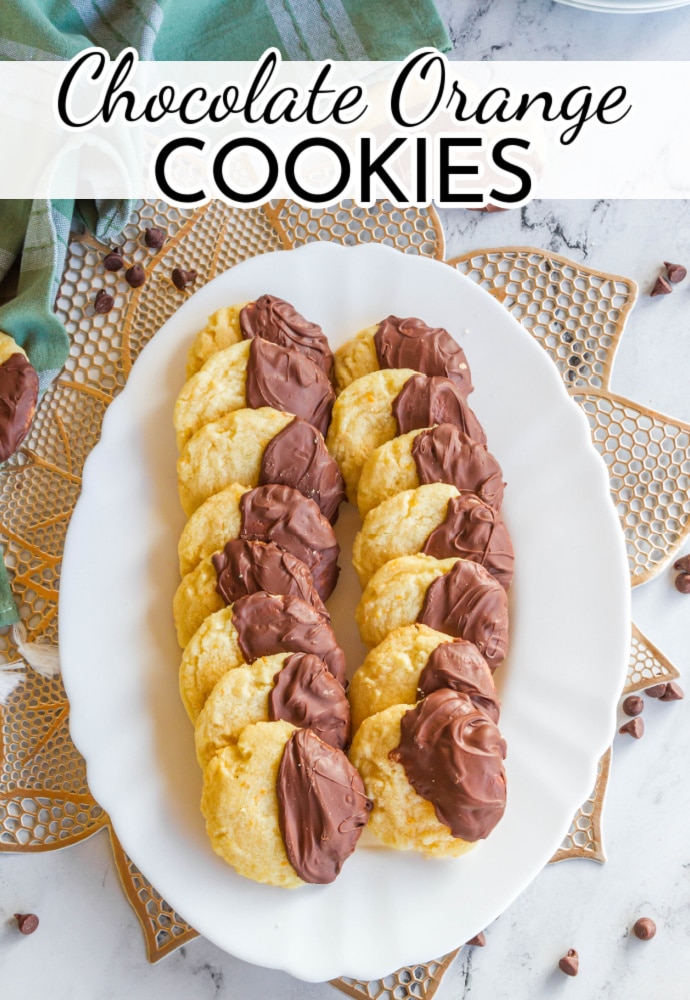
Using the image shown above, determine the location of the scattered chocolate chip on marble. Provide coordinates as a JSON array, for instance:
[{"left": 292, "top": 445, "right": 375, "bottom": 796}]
[
  {"left": 172, "top": 267, "right": 198, "bottom": 291},
  {"left": 558, "top": 949, "right": 579, "bottom": 977},
  {"left": 659, "top": 681, "right": 684, "bottom": 701},
  {"left": 650, "top": 275, "right": 672, "bottom": 297},
  {"left": 466, "top": 932, "right": 486, "bottom": 947},
  {"left": 125, "top": 264, "right": 146, "bottom": 289},
  {"left": 646, "top": 681, "right": 684, "bottom": 700},
  {"left": 622, "top": 695, "right": 644, "bottom": 717},
  {"left": 103, "top": 250, "right": 124, "bottom": 272},
  {"left": 144, "top": 227, "right": 166, "bottom": 249},
  {"left": 14, "top": 913, "right": 39, "bottom": 935},
  {"left": 674, "top": 572, "right": 690, "bottom": 594},
  {"left": 673, "top": 555, "right": 690, "bottom": 573},
  {"left": 664, "top": 262, "right": 687, "bottom": 284},
  {"left": 94, "top": 289, "right": 114, "bottom": 314},
  {"left": 619, "top": 717, "right": 644, "bottom": 739},
  {"left": 633, "top": 917, "right": 657, "bottom": 940}
]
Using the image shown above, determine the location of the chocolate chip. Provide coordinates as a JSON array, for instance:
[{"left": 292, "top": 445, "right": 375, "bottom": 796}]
[
  {"left": 646, "top": 682, "right": 668, "bottom": 698},
  {"left": 103, "top": 251, "right": 124, "bottom": 272},
  {"left": 622, "top": 695, "right": 644, "bottom": 717},
  {"left": 646, "top": 681, "right": 684, "bottom": 700},
  {"left": 675, "top": 573, "right": 690, "bottom": 594},
  {"left": 466, "top": 932, "right": 486, "bottom": 946},
  {"left": 125, "top": 264, "right": 146, "bottom": 289},
  {"left": 558, "top": 949, "right": 578, "bottom": 977},
  {"left": 94, "top": 289, "right": 114, "bottom": 314},
  {"left": 673, "top": 555, "right": 690, "bottom": 573},
  {"left": 172, "top": 267, "right": 198, "bottom": 291},
  {"left": 144, "top": 227, "right": 166, "bottom": 249},
  {"left": 660, "top": 681, "right": 684, "bottom": 701},
  {"left": 619, "top": 717, "right": 644, "bottom": 738},
  {"left": 650, "top": 276, "right": 672, "bottom": 297},
  {"left": 14, "top": 913, "right": 39, "bottom": 934},
  {"left": 633, "top": 917, "right": 656, "bottom": 940},
  {"left": 664, "top": 262, "right": 687, "bottom": 284}
]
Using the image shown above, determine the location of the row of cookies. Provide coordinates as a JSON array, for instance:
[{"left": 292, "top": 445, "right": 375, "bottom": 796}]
[
  {"left": 325, "top": 316, "right": 512, "bottom": 858},
  {"left": 173, "top": 296, "right": 372, "bottom": 887}
]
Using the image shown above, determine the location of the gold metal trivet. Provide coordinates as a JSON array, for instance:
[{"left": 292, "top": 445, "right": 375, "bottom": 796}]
[
  {"left": 551, "top": 749, "right": 611, "bottom": 865},
  {"left": 332, "top": 949, "right": 459, "bottom": 1000},
  {"left": 450, "top": 248, "right": 690, "bottom": 588},
  {"left": 0, "top": 203, "right": 683, "bottom": 993}
]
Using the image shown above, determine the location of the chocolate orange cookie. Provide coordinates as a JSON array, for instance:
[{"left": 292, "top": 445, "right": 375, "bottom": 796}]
[
  {"left": 350, "top": 691, "right": 506, "bottom": 856},
  {"left": 334, "top": 316, "right": 472, "bottom": 396},
  {"left": 174, "top": 335, "right": 334, "bottom": 448},
  {"left": 357, "top": 423, "right": 505, "bottom": 518},
  {"left": 186, "top": 295, "right": 333, "bottom": 379},
  {"left": 0, "top": 332, "right": 39, "bottom": 463},
  {"left": 173, "top": 537, "right": 328, "bottom": 649},
  {"left": 327, "top": 371, "right": 485, "bottom": 502},
  {"left": 348, "top": 623, "right": 498, "bottom": 731},
  {"left": 194, "top": 651, "right": 350, "bottom": 768},
  {"left": 353, "top": 483, "right": 514, "bottom": 589},
  {"left": 326, "top": 367, "right": 415, "bottom": 502},
  {"left": 177, "top": 408, "right": 345, "bottom": 521},
  {"left": 356, "top": 554, "right": 509, "bottom": 671},
  {"left": 202, "top": 722, "right": 370, "bottom": 887},
  {"left": 179, "top": 593, "right": 346, "bottom": 721},
  {"left": 178, "top": 482, "right": 341, "bottom": 581}
]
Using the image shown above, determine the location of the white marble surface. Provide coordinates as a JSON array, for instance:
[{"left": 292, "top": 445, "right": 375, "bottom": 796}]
[
  {"left": 2, "top": 200, "right": 690, "bottom": 999},
  {"left": 438, "top": 0, "right": 690, "bottom": 60}
]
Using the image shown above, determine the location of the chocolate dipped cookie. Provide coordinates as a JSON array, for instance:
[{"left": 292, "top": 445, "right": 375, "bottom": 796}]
[
  {"left": 0, "top": 332, "right": 39, "bottom": 463},
  {"left": 350, "top": 691, "right": 506, "bottom": 856},
  {"left": 178, "top": 482, "right": 341, "bottom": 580},
  {"left": 349, "top": 623, "right": 498, "bottom": 732},
  {"left": 175, "top": 335, "right": 335, "bottom": 449},
  {"left": 174, "top": 484, "right": 340, "bottom": 646},
  {"left": 357, "top": 423, "right": 505, "bottom": 518},
  {"left": 202, "top": 721, "right": 370, "bottom": 887},
  {"left": 334, "top": 316, "right": 472, "bottom": 397},
  {"left": 353, "top": 483, "right": 514, "bottom": 589},
  {"left": 186, "top": 295, "right": 333, "bottom": 379},
  {"left": 327, "top": 370, "right": 486, "bottom": 502},
  {"left": 173, "top": 537, "right": 329, "bottom": 649},
  {"left": 194, "top": 651, "right": 350, "bottom": 768},
  {"left": 179, "top": 593, "right": 346, "bottom": 722},
  {"left": 356, "top": 554, "right": 509, "bottom": 671}
]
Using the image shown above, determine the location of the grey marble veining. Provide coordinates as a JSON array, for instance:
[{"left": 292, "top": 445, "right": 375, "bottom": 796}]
[
  {"left": 438, "top": 0, "right": 690, "bottom": 60},
  {"left": 2, "top": 201, "right": 690, "bottom": 999}
]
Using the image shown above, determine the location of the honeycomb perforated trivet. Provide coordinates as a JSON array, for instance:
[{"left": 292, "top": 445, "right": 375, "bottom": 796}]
[{"left": 0, "top": 205, "right": 684, "bottom": 996}]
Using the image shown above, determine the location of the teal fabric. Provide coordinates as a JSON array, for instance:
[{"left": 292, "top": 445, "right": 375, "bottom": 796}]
[
  {"left": 0, "top": 198, "right": 131, "bottom": 626},
  {"left": 0, "top": 0, "right": 451, "bottom": 61}
]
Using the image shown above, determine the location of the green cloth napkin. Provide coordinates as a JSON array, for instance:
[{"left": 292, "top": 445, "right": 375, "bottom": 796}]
[
  {"left": 0, "top": 0, "right": 450, "bottom": 61},
  {"left": 0, "top": 198, "right": 131, "bottom": 627}
]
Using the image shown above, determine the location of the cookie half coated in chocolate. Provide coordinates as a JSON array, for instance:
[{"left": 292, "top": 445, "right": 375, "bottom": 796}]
[
  {"left": 259, "top": 417, "right": 345, "bottom": 524},
  {"left": 246, "top": 337, "right": 335, "bottom": 437},
  {"left": 240, "top": 294, "right": 334, "bottom": 378},
  {"left": 374, "top": 316, "right": 473, "bottom": 397},
  {"left": 212, "top": 538, "right": 327, "bottom": 615},
  {"left": 392, "top": 689, "right": 506, "bottom": 841},
  {"left": 413, "top": 423, "right": 505, "bottom": 510},
  {"left": 239, "top": 484, "right": 340, "bottom": 601},
  {"left": 231, "top": 592, "right": 347, "bottom": 685},
  {"left": 393, "top": 374, "right": 485, "bottom": 444},
  {"left": 277, "top": 727, "right": 371, "bottom": 883},
  {"left": 0, "top": 350, "right": 39, "bottom": 463},
  {"left": 422, "top": 493, "right": 514, "bottom": 590},
  {"left": 419, "top": 559, "right": 509, "bottom": 672}
]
